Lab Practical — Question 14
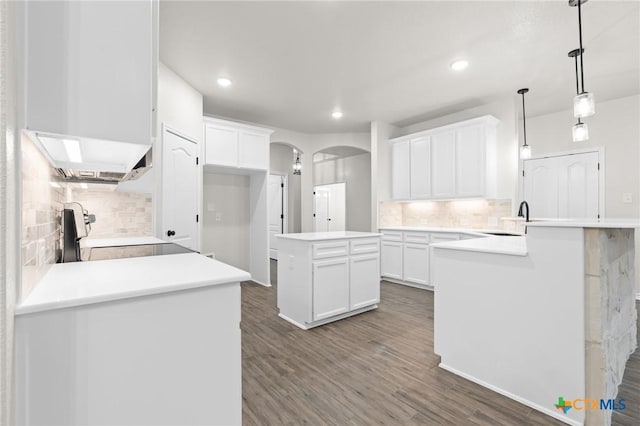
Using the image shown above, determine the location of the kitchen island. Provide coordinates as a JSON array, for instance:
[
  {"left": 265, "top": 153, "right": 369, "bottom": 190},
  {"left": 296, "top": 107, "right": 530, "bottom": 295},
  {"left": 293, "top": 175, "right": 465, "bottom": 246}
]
[
  {"left": 15, "top": 250, "right": 250, "bottom": 426},
  {"left": 276, "top": 231, "right": 382, "bottom": 329},
  {"left": 431, "top": 221, "right": 639, "bottom": 426}
]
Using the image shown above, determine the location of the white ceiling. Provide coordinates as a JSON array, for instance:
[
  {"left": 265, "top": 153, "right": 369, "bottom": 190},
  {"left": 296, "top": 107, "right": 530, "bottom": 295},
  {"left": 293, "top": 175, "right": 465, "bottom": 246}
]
[{"left": 160, "top": 1, "right": 640, "bottom": 134}]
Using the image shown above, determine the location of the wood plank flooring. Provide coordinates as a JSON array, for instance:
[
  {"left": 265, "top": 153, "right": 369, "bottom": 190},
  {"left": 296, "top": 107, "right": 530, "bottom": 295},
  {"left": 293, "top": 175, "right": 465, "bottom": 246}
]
[{"left": 241, "top": 261, "right": 639, "bottom": 425}]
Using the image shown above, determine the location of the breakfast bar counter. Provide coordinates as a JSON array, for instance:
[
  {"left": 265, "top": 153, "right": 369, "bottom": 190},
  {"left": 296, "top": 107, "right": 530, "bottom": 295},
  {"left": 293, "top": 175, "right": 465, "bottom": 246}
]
[{"left": 432, "top": 221, "right": 638, "bottom": 426}]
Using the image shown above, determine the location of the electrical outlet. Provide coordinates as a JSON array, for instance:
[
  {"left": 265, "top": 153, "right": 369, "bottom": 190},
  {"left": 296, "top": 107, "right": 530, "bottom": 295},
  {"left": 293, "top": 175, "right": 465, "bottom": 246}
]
[
  {"left": 215, "top": 212, "right": 222, "bottom": 221},
  {"left": 622, "top": 193, "right": 633, "bottom": 204}
]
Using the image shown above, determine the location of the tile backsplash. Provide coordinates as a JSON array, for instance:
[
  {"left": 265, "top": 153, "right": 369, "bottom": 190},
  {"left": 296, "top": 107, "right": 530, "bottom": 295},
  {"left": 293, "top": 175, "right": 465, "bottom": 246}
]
[
  {"left": 68, "top": 187, "right": 152, "bottom": 238},
  {"left": 379, "top": 199, "right": 513, "bottom": 230},
  {"left": 21, "top": 134, "right": 64, "bottom": 299}
]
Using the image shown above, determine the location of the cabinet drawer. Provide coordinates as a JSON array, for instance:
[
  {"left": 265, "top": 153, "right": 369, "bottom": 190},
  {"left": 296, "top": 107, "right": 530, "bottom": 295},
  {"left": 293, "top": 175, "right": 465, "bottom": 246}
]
[
  {"left": 350, "top": 238, "right": 380, "bottom": 255},
  {"left": 312, "top": 241, "right": 349, "bottom": 259},
  {"left": 430, "top": 233, "right": 460, "bottom": 244},
  {"left": 381, "top": 230, "right": 402, "bottom": 242},
  {"left": 404, "top": 232, "right": 430, "bottom": 244}
]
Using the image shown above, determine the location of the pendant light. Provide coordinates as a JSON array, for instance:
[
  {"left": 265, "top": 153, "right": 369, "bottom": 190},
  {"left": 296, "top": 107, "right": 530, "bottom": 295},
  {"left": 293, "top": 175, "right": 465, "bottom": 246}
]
[
  {"left": 569, "top": 0, "right": 595, "bottom": 118},
  {"left": 569, "top": 48, "right": 589, "bottom": 142},
  {"left": 293, "top": 152, "right": 302, "bottom": 175},
  {"left": 517, "top": 88, "right": 531, "bottom": 159}
]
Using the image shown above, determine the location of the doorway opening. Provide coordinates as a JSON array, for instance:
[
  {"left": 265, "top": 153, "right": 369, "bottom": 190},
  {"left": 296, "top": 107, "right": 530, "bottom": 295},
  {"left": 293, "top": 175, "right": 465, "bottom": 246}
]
[
  {"left": 313, "top": 182, "right": 346, "bottom": 232},
  {"left": 269, "top": 174, "right": 288, "bottom": 259}
]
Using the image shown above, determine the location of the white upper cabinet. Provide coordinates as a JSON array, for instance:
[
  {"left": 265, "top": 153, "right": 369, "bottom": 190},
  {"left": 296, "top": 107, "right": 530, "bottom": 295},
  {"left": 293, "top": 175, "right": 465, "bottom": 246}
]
[
  {"left": 25, "top": 0, "right": 157, "bottom": 146},
  {"left": 391, "top": 140, "right": 410, "bottom": 200},
  {"left": 430, "top": 131, "right": 456, "bottom": 198},
  {"left": 203, "top": 117, "right": 272, "bottom": 171},
  {"left": 389, "top": 115, "right": 499, "bottom": 200},
  {"left": 409, "top": 137, "right": 431, "bottom": 199}
]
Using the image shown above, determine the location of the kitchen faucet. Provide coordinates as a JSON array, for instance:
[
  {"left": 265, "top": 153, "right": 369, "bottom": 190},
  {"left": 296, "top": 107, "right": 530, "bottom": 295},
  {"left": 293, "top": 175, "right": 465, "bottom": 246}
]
[{"left": 517, "top": 201, "right": 530, "bottom": 223}]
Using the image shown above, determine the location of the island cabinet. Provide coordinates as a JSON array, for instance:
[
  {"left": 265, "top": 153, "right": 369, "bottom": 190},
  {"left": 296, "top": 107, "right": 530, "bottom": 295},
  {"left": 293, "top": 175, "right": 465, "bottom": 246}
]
[
  {"left": 390, "top": 115, "right": 499, "bottom": 200},
  {"left": 276, "top": 232, "right": 381, "bottom": 329}
]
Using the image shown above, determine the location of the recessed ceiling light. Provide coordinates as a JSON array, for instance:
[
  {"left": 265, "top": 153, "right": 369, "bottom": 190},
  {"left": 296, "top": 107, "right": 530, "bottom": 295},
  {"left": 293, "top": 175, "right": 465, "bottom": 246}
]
[
  {"left": 332, "top": 111, "right": 343, "bottom": 119},
  {"left": 217, "top": 77, "right": 232, "bottom": 87},
  {"left": 449, "top": 59, "right": 469, "bottom": 71}
]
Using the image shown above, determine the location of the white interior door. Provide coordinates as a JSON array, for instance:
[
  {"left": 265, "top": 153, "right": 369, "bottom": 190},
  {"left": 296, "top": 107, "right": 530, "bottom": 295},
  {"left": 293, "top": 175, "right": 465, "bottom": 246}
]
[
  {"left": 161, "top": 128, "right": 199, "bottom": 250},
  {"left": 523, "top": 151, "right": 600, "bottom": 220},
  {"left": 314, "top": 183, "right": 346, "bottom": 232},
  {"left": 269, "top": 174, "right": 285, "bottom": 259}
]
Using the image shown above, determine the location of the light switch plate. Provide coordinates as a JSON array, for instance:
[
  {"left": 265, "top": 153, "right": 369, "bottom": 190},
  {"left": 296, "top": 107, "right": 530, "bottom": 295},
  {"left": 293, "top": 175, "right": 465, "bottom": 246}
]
[{"left": 622, "top": 193, "right": 633, "bottom": 204}]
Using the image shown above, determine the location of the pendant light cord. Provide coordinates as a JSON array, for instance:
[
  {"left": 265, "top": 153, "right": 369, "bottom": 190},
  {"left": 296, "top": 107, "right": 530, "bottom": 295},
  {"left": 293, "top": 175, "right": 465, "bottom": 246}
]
[
  {"left": 521, "top": 93, "right": 527, "bottom": 147},
  {"left": 573, "top": 53, "right": 583, "bottom": 125},
  {"left": 578, "top": 0, "right": 585, "bottom": 93}
]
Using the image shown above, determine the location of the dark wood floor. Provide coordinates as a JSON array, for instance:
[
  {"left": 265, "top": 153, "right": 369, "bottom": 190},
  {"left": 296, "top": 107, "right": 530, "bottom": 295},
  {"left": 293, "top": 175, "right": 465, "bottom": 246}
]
[{"left": 241, "top": 261, "right": 639, "bottom": 425}]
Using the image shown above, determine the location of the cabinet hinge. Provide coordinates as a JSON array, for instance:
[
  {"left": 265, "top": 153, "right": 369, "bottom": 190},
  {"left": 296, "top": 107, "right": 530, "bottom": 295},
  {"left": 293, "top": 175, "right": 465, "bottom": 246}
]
[
  {"left": 522, "top": 170, "right": 525, "bottom": 177},
  {"left": 196, "top": 157, "right": 199, "bottom": 165},
  {"left": 313, "top": 213, "right": 316, "bottom": 217},
  {"left": 597, "top": 214, "right": 600, "bottom": 219},
  {"left": 280, "top": 214, "right": 284, "bottom": 219},
  {"left": 597, "top": 162, "right": 600, "bottom": 170},
  {"left": 196, "top": 214, "right": 199, "bottom": 223},
  {"left": 280, "top": 183, "right": 284, "bottom": 188}
]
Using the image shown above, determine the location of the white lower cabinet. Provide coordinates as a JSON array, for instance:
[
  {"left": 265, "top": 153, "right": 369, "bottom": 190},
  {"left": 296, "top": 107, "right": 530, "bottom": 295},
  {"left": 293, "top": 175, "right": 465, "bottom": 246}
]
[
  {"left": 403, "top": 243, "right": 430, "bottom": 285},
  {"left": 277, "top": 234, "right": 381, "bottom": 329},
  {"left": 381, "top": 241, "right": 403, "bottom": 279},
  {"left": 380, "top": 229, "right": 484, "bottom": 289},
  {"left": 350, "top": 254, "right": 380, "bottom": 310},
  {"left": 312, "top": 258, "right": 350, "bottom": 321}
]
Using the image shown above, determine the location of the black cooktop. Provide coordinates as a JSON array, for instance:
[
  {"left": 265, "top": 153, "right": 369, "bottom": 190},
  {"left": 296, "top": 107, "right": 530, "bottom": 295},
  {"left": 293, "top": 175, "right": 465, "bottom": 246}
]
[{"left": 87, "top": 243, "right": 196, "bottom": 261}]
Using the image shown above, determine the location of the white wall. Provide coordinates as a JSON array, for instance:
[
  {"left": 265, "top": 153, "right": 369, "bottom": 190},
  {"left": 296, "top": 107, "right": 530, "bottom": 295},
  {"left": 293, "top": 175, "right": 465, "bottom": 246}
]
[
  {"left": 201, "top": 173, "right": 250, "bottom": 271},
  {"left": 269, "top": 143, "right": 301, "bottom": 233},
  {"left": 523, "top": 94, "right": 640, "bottom": 219},
  {"left": 313, "top": 152, "right": 372, "bottom": 232},
  {"left": 371, "top": 120, "right": 399, "bottom": 230},
  {"left": 2, "top": 1, "right": 25, "bottom": 422}
]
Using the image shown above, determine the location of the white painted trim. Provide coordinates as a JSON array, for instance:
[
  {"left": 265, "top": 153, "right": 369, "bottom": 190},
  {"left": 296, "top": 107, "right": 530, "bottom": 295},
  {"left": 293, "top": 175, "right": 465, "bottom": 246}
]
[
  {"left": 382, "top": 277, "right": 434, "bottom": 291},
  {"left": 439, "top": 363, "right": 581, "bottom": 426},
  {"left": 163, "top": 124, "right": 198, "bottom": 145},
  {"left": 390, "top": 115, "right": 499, "bottom": 143},
  {"left": 519, "top": 146, "right": 605, "bottom": 220},
  {"left": 278, "top": 304, "right": 378, "bottom": 330},
  {"left": 203, "top": 115, "right": 274, "bottom": 135},
  {"left": 636, "top": 292, "right": 640, "bottom": 301}
]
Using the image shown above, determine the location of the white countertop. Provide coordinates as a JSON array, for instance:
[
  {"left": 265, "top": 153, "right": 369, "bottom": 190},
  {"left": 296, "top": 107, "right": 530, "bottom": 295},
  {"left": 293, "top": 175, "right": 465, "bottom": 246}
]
[
  {"left": 16, "top": 253, "right": 251, "bottom": 315},
  {"left": 81, "top": 236, "right": 165, "bottom": 248},
  {"left": 276, "top": 231, "right": 382, "bottom": 241},
  {"left": 378, "top": 226, "right": 514, "bottom": 237},
  {"left": 525, "top": 219, "right": 640, "bottom": 229},
  {"left": 431, "top": 236, "right": 528, "bottom": 256}
]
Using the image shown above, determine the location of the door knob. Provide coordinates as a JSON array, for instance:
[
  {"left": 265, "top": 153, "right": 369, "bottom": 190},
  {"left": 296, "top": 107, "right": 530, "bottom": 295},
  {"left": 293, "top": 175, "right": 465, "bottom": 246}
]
[{"left": 167, "top": 230, "right": 175, "bottom": 237}]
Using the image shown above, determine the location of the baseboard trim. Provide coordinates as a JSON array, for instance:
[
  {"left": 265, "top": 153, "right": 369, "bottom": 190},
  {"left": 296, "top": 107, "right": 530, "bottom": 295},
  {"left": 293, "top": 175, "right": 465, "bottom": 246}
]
[
  {"left": 249, "top": 279, "right": 271, "bottom": 288},
  {"left": 279, "top": 305, "right": 378, "bottom": 330},
  {"left": 382, "top": 277, "right": 434, "bottom": 291},
  {"left": 438, "top": 363, "right": 582, "bottom": 426}
]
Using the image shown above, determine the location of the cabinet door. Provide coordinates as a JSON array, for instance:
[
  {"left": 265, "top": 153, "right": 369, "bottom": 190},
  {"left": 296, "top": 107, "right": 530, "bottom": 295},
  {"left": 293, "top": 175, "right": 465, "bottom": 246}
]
[
  {"left": 391, "top": 140, "right": 411, "bottom": 200},
  {"left": 350, "top": 254, "right": 380, "bottom": 310},
  {"left": 410, "top": 137, "right": 431, "bottom": 199},
  {"left": 239, "top": 131, "right": 269, "bottom": 170},
  {"left": 430, "top": 131, "right": 456, "bottom": 198},
  {"left": 313, "top": 258, "right": 350, "bottom": 321},
  {"left": 204, "top": 124, "right": 238, "bottom": 167},
  {"left": 26, "top": 0, "right": 155, "bottom": 145},
  {"left": 456, "top": 125, "right": 486, "bottom": 197},
  {"left": 161, "top": 129, "right": 199, "bottom": 250},
  {"left": 403, "top": 243, "right": 429, "bottom": 285},
  {"left": 381, "top": 241, "right": 403, "bottom": 280}
]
